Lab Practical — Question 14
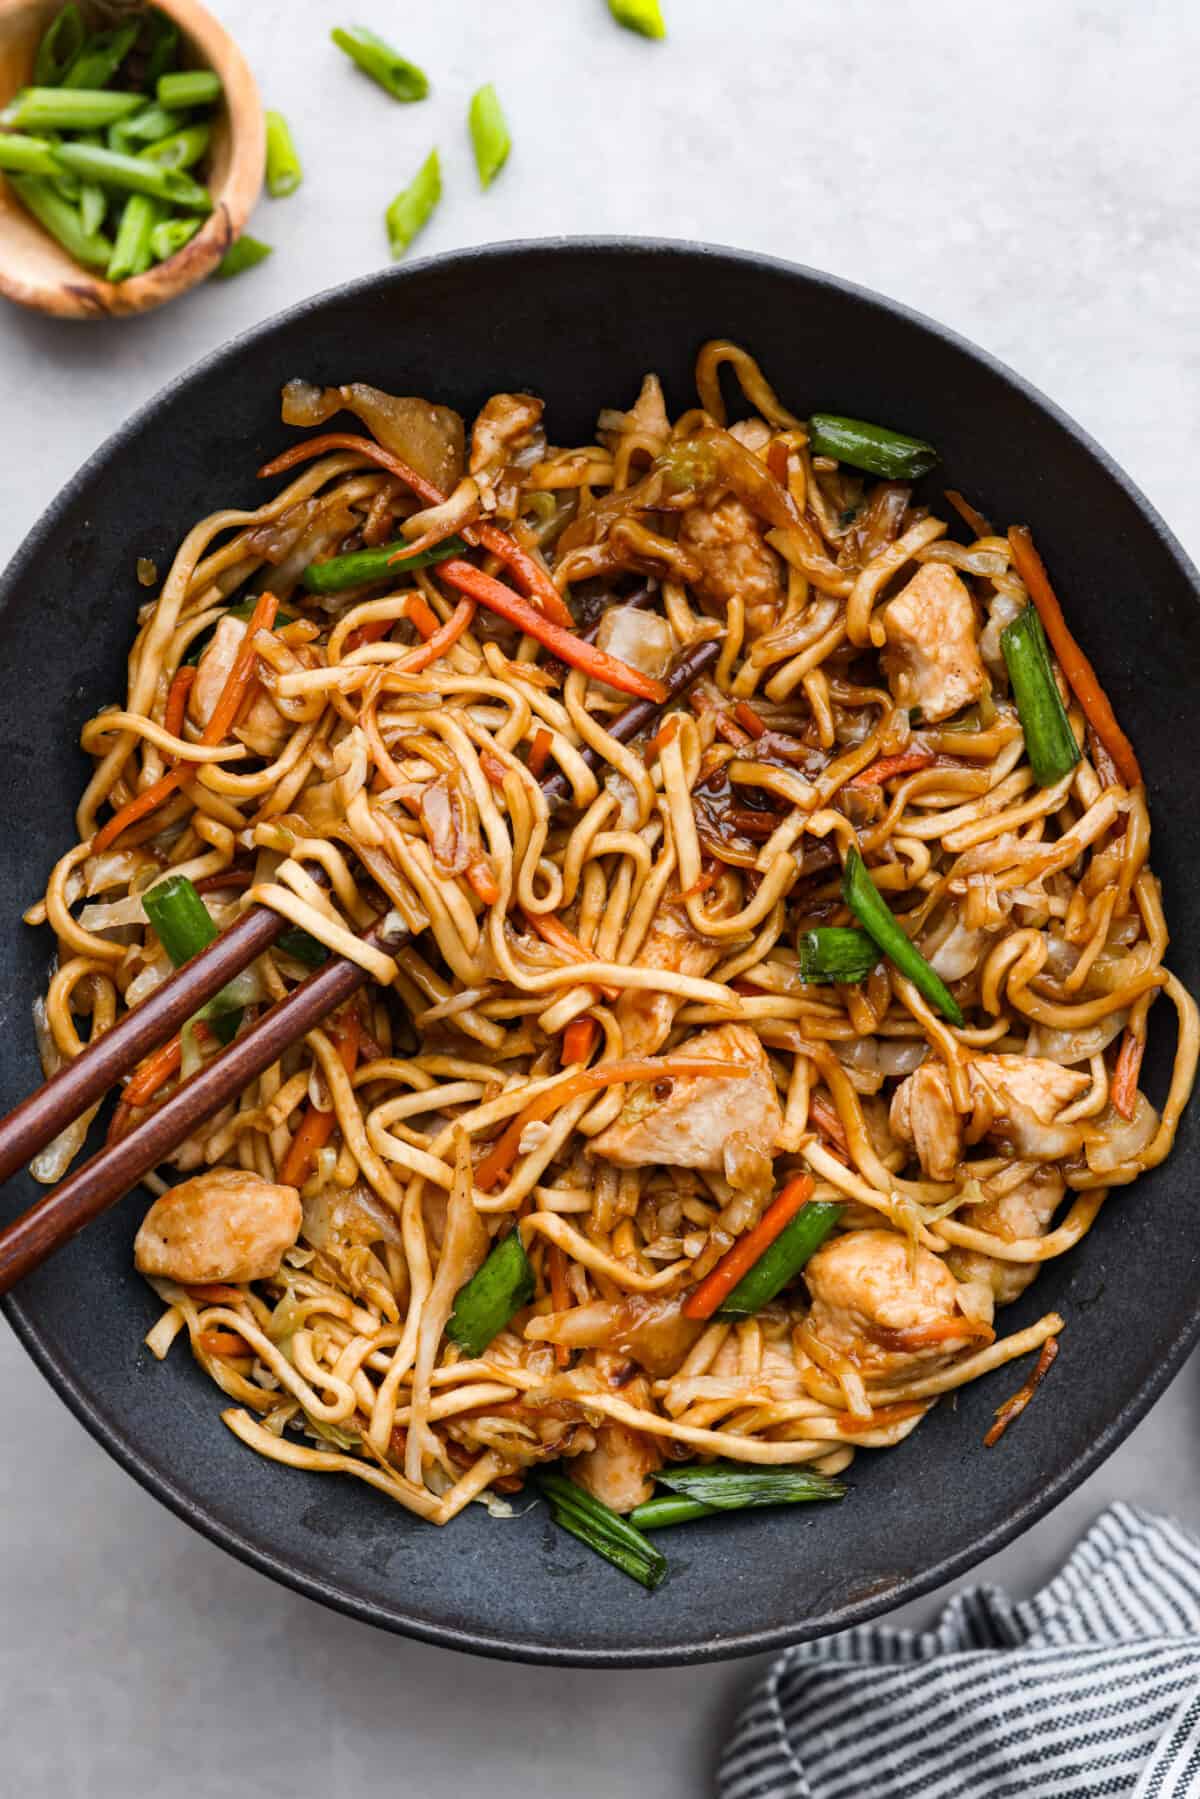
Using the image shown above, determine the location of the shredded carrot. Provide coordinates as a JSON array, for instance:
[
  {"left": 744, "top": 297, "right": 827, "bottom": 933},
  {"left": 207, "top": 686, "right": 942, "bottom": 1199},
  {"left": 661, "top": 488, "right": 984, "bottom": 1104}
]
[
  {"left": 944, "top": 488, "right": 992, "bottom": 539},
  {"left": 185, "top": 1283, "right": 245, "bottom": 1304},
  {"left": 105, "top": 1097, "right": 134, "bottom": 1145},
  {"left": 439, "top": 560, "right": 666, "bottom": 702},
  {"left": 474, "top": 1056, "right": 751, "bottom": 1193},
  {"left": 93, "top": 592, "right": 278, "bottom": 853},
  {"left": 547, "top": 1243, "right": 572, "bottom": 1369},
  {"left": 466, "top": 857, "right": 500, "bottom": 906},
  {"left": 474, "top": 523, "right": 574, "bottom": 627},
  {"left": 197, "top": 1329, "right": 253, "bottom": 1358},
  {"left": 648, "top": 714, "right": 680, "bottom": 758},
  {"left": 733, "top": 701, "right": 767, "bottom": 740},
  {"left": 520, "top": 907, "right": 620, "bottom": 1000},
  {"left": 391, "top": 597, "right": 475, "bottom": 674},
  {"left": 1008, "top": 526, "right": 1141, "bottom": 789},
  {"left": 527, "top": 726, "right": 552, "bottom": 778},
  {"left": 848, "top": 748, "right": 936, "bottom": 787},
  {"left": 406, "top": 593, "right": 441, "bottom": 639},
  {"left": 278, "top": 1012, "right": 362, "bottom": 1187},
  {"left": 683, "top": 1174, "right": 816, "bottom": 1320},
  {"left": 984, "top": 1336, "right": 1059, "bottom": 1447},
  {"left": 561, "top": 1016, "right": 598, "bottom": 1066},
  {"left": 839, "top": 1401, "right": 928, "bottom": 1435},
  {"left": 123, "top": 1032, "right": 183, "bottom": 1108},
  {"left": 766, "top": 439, "right": 790, "bottom": 488},
  {"left": 344, "top": 617, "right": 393, "bottom": 653},
  {"left": 1111, "top": 1028, "right": 1146, "bottom": 1121},
  {"left": 163, "top": 665, "right": 195, "bottom": 745},
  {"left": 809, "top": 1093, "right": 849, "bottom": 1156}
]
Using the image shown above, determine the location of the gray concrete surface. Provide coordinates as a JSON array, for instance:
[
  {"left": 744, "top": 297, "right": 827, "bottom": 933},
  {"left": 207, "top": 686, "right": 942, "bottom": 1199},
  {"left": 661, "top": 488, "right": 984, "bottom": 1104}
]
[{"left": 1, "top": 1, "right": 1198, "bottom": 1792}]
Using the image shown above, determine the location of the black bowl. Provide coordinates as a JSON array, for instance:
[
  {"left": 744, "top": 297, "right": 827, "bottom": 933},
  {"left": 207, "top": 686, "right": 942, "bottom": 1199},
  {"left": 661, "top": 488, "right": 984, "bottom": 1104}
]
[{"left": 2, "top": 240, "right": 1198, "bottom": 1667}]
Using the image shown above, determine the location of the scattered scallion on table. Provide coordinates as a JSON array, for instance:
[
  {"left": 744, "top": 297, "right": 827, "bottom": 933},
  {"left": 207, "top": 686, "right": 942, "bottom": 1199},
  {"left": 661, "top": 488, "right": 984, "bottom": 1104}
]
[
  {"left": 608, "top": 0, "right": 668, "bottom": 38},
  {"left": 468, "top": 83, "right": 510, "bottom": 188},
  {"left": 1000, "top": 605, "right": 1081, "bottom": 789},
  {"left": 330, "top": 26, "right": 429, "bottom": 101},
  {"left": 537, "top": 1471, "right": 667, "bottom": 1589},
  {"left": 215, "top": 234, "right": 272, "bottom": 279},
  {"left": 631, "top": 1464, "right": 847, "bottom": 1530},
  {"left": 385, "top": 148, "right": 441, "bottom": 258},
  {"left": 301, "top": 534, "right": 467, "bottom": 594},
  {"left": 265, "top": 111, "right": 302, "bottom": 197},
  {"left": 842, "top": 846, "right": 964, "bottom": 1025},
  {"left": 807, "top": 414, "right": 938, "bottom": 480},
  {"left": 797, "top": 926, "right": 880, "bottom": 985},
  {"left": 156, "top": 68, "right": 222, "bottom": 111},
  {"left": 445, "top": 1228, "right": 534, "bottom": 1357}
]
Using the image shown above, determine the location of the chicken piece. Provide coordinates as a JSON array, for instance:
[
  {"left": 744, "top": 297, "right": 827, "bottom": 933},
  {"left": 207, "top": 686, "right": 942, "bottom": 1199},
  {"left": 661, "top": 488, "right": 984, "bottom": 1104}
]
[
  {"left": 134, "top": 1168, "right": 301, "bottom": 1284},
  {"left": 948, "top": 1169, "right": 1066, "bottom": 1305},
  {"left": 616, "top": 904, "right": 722, "bottom": 1059},
  {"left": 677, "top": 495, "right": 784, "bottom": 630},
  {"left": 889, "top": 1061, "right": 962, "bottom": 1181},
  {"left": 804, "top": 1229, "right": 977, "bottom": 1377},
  {"left": 589, "top": 1024, "right": 782, "bottom": 1172},
  {"left": 881, "top": 562, "right": 986, "bottom": 723},
  {"left": 569, "top": 1419, "right": 663, "bottom": 1514},
  {"left": 469, "top": 392, "right": 544, "bottom": 475},
  {"left": 189, "top": 614, "right": 289, "bottom": 759},
  {"left": 890, "top": 1054, "right": 1091, "bottom": 1178}
]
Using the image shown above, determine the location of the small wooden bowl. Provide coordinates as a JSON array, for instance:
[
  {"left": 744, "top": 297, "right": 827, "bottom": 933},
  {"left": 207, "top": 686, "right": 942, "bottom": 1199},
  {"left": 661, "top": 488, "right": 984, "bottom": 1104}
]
[{"left": 0, "top": 0, "right": 264, "bottom": 318}]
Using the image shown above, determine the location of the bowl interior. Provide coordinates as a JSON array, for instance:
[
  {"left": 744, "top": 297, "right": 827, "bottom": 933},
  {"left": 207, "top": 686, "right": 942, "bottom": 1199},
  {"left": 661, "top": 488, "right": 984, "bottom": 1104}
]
[{"left": 1, "top": 241, "right": 1198, "bottom": 1664}]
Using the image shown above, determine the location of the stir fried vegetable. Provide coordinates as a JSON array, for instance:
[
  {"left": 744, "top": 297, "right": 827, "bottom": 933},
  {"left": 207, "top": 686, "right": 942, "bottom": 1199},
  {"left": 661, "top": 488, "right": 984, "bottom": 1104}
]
[
  {"left": 798, "top": 927, "right": 879, "bottom": 985},
  {"left": 143, "top": 873, "right": 240, "bottom": 1046},
  {"left": 685, "top": 1175, "right": 823, "bottom": 1320},
  {"left": 842, "top": 847, "right": 964, "bottom": 1026},
  {"left": 808, "top": 414, "right": 938, "bottom": 480},
  {"left": 631, "top": 1463, "right": 846, "bottom": 1530},
  {"left": 1001, "top": 606, "right": 1081, "bottom": 788},
  {"left": 716, "top": 1200, "right": 844, "bottom": 1317},
  {"left": 302, "top": 535, "right": 466, "bottom": 594},
  {"left": 445, "top": 1229, "right": 535, "bottom": 1356},
  {"left": 538, "top": 1471, "right": 667, "bottom": 1589}
]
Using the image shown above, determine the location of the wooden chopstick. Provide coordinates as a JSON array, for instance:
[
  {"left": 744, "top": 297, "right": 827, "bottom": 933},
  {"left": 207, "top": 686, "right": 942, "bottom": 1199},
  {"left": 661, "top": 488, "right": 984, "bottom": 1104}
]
[{"left": 0, "top": 636, "right": 719, "bottom": 1293}]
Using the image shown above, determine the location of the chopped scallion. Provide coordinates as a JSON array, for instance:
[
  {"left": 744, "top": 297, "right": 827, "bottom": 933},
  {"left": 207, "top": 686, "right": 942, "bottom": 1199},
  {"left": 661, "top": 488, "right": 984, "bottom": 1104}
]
[
  {"left": 1001, "top": 605, "right": 1081, "bottom": 789},
  {"left": 468, "top": 83, "right": 510, "bottom": 189},
  {"left": 385, "top": 148, "right": 440, "bottom": 258},
  {"left": 842, "top": 847, "right": 964, "bottom": 1026},
  {"left": 808, "top": 414, "right": 938, "bottom": 481},
  {"left": 330, "top": 26, "right": 429, "bottom": 102},
  {"left": 445, "top": 1228, "right": 534, "bottom": 1357}
]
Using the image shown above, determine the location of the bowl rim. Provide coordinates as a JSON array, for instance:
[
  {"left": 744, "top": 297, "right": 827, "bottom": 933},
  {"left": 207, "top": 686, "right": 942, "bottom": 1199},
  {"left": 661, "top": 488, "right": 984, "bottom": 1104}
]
[{"left": 3, "top": 234, "right": 1198, "bottom": 1665}]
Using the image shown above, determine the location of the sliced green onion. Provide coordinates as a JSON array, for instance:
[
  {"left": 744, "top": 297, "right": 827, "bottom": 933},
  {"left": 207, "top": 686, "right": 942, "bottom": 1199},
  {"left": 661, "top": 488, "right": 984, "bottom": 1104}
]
[
  {"left": 108, "top": 103, "right": 182, "bottom": 151},
  {"left": 716, "top": 1201, "right": 843, "bottom": 1317},
  {"left": 215, "top": 234, "right": 272, "bottom": 279},
  {"left": 468, "top": 83, "right": 510, "bottom": 188},
  {"left": 842, "top": 846, "right": 964, "bottom": 1026},
  {"left": 142, "top": 14, "right": 180, "bottom": 88},
  {"left": 627, "top": 1495, "right": 714, "bottom": 1530},
  {"left": 105, "top": 191, "right": 160, "bottom": 283},
  {"left": 51, "top": 140, "right": 211, "bottom": 210},
  {"left": 156, "top": 69, "right": 222, "bottom": 110},
  {"left": 33, "top": 3, "right": 85, "bottom": 86},
  {"left": 0, "top": 132, "right": 61, "bottom": 177},
  {"left": 6, "top": 174, "right": 112, "bottom": 269},
  {"left": 797, "top": 926, "right": 879, "bottom": 985},
  {"left": 276, "top": 926, "right": 329, "bottom": 967},
  {"left": 265, "top": 110, "right": 302, "bottom": 197},
  {"left": 445, "top": 1228, "right": 534, "bottom": 1357},
  {"left": 140, "top": 122, "right": 210, "bottom": 171},
  {"left": 149, "top": 213, "right": 201, "bottom": 262},
  {"left": 537, "top": 1471, "right": 667, "bottom": 1590},
  {"left": 142, "top": 875, "right": 239, "bottom": 1046},
  {"left": 656, "top": 1462, "right": 846, "bottom": 1509},
  {"left": 301, "top": 533, "right": 466, "bottom": 595},
  {"left": 608, "top": 0, "right": 667, "bottom": 38},
  {"left": 1001, "top": 605, "right": 1081, "bottom": 789},
  {"left": 63, "top": 21, "right": 139, "bottom": 90},
  {"left": 808, "top": 414, "right": 938, "bottom": 481},
  {"left": 1, "top": 88, "right": 143, "bottom": 131},
  {"left": 79, "top": 179, "right": 107, "bottom": 237},
  {"left": 385, "top": 148, "right": 440, "bottom": 258},
  {"left": 330, "top": 26, "right": 429, "bottom": 101}
]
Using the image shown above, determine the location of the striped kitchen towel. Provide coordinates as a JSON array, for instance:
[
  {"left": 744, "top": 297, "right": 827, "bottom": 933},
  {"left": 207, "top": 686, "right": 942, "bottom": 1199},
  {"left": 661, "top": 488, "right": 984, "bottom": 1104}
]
[{"left": 721, "top": 1504, "right": 1200, "bottom": 1798}]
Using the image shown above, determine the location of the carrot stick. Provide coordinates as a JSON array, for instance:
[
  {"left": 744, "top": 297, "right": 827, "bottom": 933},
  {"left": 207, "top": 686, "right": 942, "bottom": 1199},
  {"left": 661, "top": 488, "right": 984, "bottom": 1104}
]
[
  {"left": 1111, "top": 1027, "right": 1146, "bottom": 1121},
  {"left": 984, "top": 1336, "right": 1058, "bottom": 1447},
  {"left": 766, "top": 439, "right": 790, "bottom": 487},
  {"left": 163, "top": 665, "right": 195, "bottom": 745},
  {"left": 278, "top": 1012, "right": 362, "bottom": 1187},
  {"left": 438, "top": 559, "right": 666, "bottom": 702},
  {"left": 197, "top": 1329, "right": 253, "bottom": 1358},
  {"left": 944, "top": 489, "right": 992, "bottom": 538},
  {"left": 475, "top": 523, "right": 574, "bottom": 627},
  {"left": 684, "top": 1174, "right": 815, "bottom": 1320},
  {"left": 466, "top": 857, "right": 499, "bottom": 905},
  {"left": 392, "top": 597, "right": 475, "bottom": 674},
  {"left": 527, "top": 726, "right": 552, "bottom": 778},
  {"left": 91, "top": 769, "right": 185, "bottom": 855},
  {"left": 848, "top": 748, "right": 936, "bottom": 787},
  {"left": 1008, "top": 526, "right": 1142, "bottom": 789},
  {"left": 520, "top": 907, "right": 620, "bottom": 1000},
  {"left": 479, "top": 751, "right": 508, "bottom": 790},
  {"left": 185, "top": 1283, "right": 245, "bottom": 1304},
  {"left": 733, "top": 701, "right": 767, "bottom": 740},
  {"left": 123, "top": 1032, "right": 184, "bottom": 1107},
  {"left": 561, "top": 1016, "right": 598, "bottom": 1066}
]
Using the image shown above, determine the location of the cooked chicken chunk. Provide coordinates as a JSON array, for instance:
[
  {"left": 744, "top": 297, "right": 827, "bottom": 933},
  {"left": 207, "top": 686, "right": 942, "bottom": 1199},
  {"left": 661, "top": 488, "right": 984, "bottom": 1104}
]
[
  {"left": 134, "top": 1169, "right": 301, "bottom": 1284},
  {"left": 589, "top": 1024, "right": 782, "bottom": 1172},
  {"left": 804, "top": 1229, "right": 977, "bottom": 1377},
  {"left": 570, "top": 1419, "right": 663, "bottom": 1515},
  {"left": 889, "top": 1061, "right": 962, "bottom": 1181},
  {"left": 616, "top": 905, "right": 722, "bottom": 1059},
  {"left": 469, "top": 392, "right": 544, "bottom": 474},
  {"left": 890, "top": 1054, "right": 1091, "bottom": 1178},
  {"left": 881, "top": 563, "right": 986, "bottom": 723},
  {"left": 190, "top": 614, "right": 289, "bottom": 759},
  {"left": 947, "top": 1169, "right": 1065, "bottom": 1304},
  {"left": 677, "top": 495, "right": 783, "bottom": 627}
]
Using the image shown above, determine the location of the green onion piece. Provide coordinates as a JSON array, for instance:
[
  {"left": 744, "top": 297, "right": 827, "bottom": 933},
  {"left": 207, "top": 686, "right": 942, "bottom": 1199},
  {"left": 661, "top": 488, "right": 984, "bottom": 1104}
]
[
  {"left": 608, "top": 0, "right": 668, "bottom": 37},
  {"left": 156, "top": 69, "right": 222, "bottom": 110},
  {"left": 628, "top": 1495, "right": 714, "bottom": 1530},
  {"left": 330, "top": 26, "right": 429, "bottom": 101},
  {"left": 301, "top": 533, "right": 466, "bottom": 595},
  {"left": 215, "top": 234, "right": 272, "bottom": 279},
  {"left": 6, "top": 174, "right": 112, "bottom": 269},
  {"left": 0, "top": 132, "right": 61, "bottom": 177},
  {"left": 265, "top": 110, "right": 302, "bottom": 197},
  {"left": 1, "top": 88, "right": 143, "bottom": 131},
  {"left": 468, "top": 83, "right": 510, "bottom": 188},
  {"left": 51, "top": 140, "right": 212, "bottom": 210},
  {"left": 106, "top": 191, "right": 160, "bottom": 283},
  {"left": 276, "top": 926, "right": 329, "bottom": 967},
  {"left": 537, "top": 1471, "right": 667, "bottom": 1590},
  {"left": 1000, "top": 605, "right": 1081, "bottom": 789},
  {"left": 797, "top": 926, "right": 879, "bottom": 985},
  {"left": 385, "top": 148, "right": 440, "bottom": 258},
  {"left": 79, "top": 180, "right": 107, "bottom": 237},
  {"left": 149, "top": 213, "right": 201, "bottom": 261},
  {"left": 140, "top": 122, "right": 210, "bottom": 171},
  {"left": 33, "top": 3, "right": 85, "bottom": 85},
  {"left": 63, "top": 20, "right": 139, "bottom": 89},
  {"left": 808, "top": 414, "right": 938, "bottom": 481},
  {"left": 656, "top": 1461, "right": 847, "bottom": 1510},
  {"left": 445, "top": 1228, "right": 534, "bottom": 1357},
  {"left": 842, "top": 847, "right": 964, "bottom": 1026},
  {"left": 109, "top": 104, "right": 182, "bottom": 150},
  {"left": 716, "top": 1201, "right": 843, "bottom": 1318},
  {"left": 142, "top": 14, "right": 180, "bottom": 88},
  {"left": 142, "top": 874, "right": 239, "bottom": 1046}
]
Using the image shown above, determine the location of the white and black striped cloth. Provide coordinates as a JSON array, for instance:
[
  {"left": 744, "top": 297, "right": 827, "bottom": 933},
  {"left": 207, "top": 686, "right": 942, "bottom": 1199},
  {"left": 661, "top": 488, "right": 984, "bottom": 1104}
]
[{"left": 721, "top": 1504, "right": 1200, "bottom": 1798}]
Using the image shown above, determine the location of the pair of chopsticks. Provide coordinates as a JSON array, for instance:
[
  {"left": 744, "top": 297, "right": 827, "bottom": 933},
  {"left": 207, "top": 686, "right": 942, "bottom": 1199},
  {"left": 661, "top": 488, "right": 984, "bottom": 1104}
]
[{"left": 0, "top": 635, "right": 719, "bottom": 1294}]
